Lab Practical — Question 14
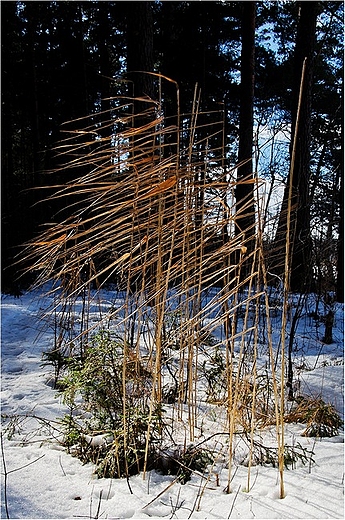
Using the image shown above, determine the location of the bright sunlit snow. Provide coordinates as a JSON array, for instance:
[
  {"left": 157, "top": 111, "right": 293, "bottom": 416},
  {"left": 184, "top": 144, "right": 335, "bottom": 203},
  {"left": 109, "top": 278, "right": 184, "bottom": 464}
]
[{"left": 1, "top": 287, "right": 344, "bottom": 519}]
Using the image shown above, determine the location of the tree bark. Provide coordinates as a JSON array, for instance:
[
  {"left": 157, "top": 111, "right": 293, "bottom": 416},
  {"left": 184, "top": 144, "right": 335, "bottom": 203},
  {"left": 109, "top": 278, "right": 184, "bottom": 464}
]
[
  {"left": 126, "top": 1, "right": 155, "bottom": 108},
  {"left": 274, "top": 2, "right": 319, "bottom": 293},
  {"left": 323, "top": 310, "right": 334, "bottom": 344},
  {"left": 336, "top": 87, "right": 344, "bottom": 303},
  {"left": 235, "top": 2, "right": 256, "bottom": 265},
  {"left": 95, "top": 5, "right": 112, "bottom": 138}
]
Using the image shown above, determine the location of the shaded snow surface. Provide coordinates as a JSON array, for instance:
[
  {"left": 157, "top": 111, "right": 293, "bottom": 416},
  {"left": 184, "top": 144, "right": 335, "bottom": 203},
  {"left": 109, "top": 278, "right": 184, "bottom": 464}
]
[{"left": 1, "top": 288, "right": 344, "bottom": 519}]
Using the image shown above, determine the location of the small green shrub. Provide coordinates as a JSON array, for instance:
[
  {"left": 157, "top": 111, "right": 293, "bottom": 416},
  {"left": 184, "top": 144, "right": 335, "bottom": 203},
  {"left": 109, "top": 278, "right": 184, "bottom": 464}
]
[
  {"left": 41, "top": 349, "right": 71, "bottom": 389},
  {"left": 245, "top": 440, "right": 315, "bottom": 469},
  {"left": 157, "top": 445, "right": 214, "bottom": 484},
  {"left": 202, "top": 347, "right": 227, "bottom": 403},
  {"left": 58, "top": 330, "right": 162, "bottom": 478},
  {"left": 178, "top": 445, "right": 214, "bottom": 483}
]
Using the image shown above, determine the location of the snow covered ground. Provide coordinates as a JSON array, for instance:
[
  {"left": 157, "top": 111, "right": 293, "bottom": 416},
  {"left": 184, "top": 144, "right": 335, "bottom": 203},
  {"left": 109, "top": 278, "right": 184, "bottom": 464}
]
[{"left": 1, "top": 287, "right": 344, "bottom": 519}]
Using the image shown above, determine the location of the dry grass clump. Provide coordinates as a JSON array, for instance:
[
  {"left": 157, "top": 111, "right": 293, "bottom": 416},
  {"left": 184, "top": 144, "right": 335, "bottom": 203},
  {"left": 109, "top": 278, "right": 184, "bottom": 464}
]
[
  {"left": 20, "top": 76, "right": 288, "bottom": 494},
  {"left": 285, "top": 396, "right": 343, "bottom": 437}
]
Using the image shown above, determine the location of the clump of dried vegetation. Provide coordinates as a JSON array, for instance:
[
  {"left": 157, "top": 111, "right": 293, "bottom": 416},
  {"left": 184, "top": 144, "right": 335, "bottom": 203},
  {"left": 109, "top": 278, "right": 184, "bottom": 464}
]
[
  {"left": 21, "top": 75, "right": 337, "bottom": 496},
  {"left": 285, "top": 396, "right": 343, "bottom": 437}
]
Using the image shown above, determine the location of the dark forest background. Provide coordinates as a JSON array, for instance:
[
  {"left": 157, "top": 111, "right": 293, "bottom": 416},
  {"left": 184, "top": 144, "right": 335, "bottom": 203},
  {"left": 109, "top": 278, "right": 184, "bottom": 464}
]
[{"left": 2, "top": 1, "right": 343, "bottom": 299}]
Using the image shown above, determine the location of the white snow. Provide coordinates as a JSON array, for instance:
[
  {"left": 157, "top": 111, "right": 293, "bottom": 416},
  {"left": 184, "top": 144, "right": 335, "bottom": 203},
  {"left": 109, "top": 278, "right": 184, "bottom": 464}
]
[{"left": 1, "top": 288, "right": 344, "bottom": 519}]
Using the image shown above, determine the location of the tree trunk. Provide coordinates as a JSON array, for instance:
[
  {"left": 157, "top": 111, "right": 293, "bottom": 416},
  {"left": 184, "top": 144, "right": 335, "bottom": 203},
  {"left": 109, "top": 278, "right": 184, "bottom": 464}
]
[
  {"left": 323, "top": 310, "right": 334, "bottom": 344},
  {"left": 336, "top": 88, "right": 344, "bottom": 303},
  {"left": 95, "top": 5, "right": 112, "bottom": 138},
  {"left": 126, "top": 1, "right": 155, "bottom": 111},
  {"left": 235, "top": 2, "right": 256, "bottom": 269},
  {"left": 274, "top": 2, "right": 319, "bottom": 293}
]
